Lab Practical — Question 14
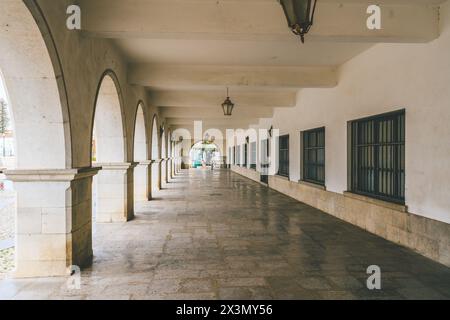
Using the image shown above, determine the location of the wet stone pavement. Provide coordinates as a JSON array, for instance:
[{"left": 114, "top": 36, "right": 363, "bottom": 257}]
[{"left": 0, "top": 169, "right": 449, "bottom": 300}]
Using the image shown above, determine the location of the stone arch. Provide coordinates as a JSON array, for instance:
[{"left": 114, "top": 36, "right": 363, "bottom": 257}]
[
  {"left": 133, "top": 101, "right": 150, "bottom": 201},
  {"left": 167, "top": 129, "right": 173, "bottom": 180},
  {"left": 172, "top": 128, "right": 192, "bottom": 171},
  {"left": 189, "top": 141, "right": 222, "bottom": 168},
  {"left": 133, "top": 101, "right": 148, "bottom": 161},
  {"left": 0, "top": 0, "right": 83, "bottom": 277},
  {"left": 161, "top": 125, "right": 167, "bottom": 187},
  {"left": 151, "top": 115, "right": 161, "bottom": 192},
  {"left": 92, "top": 70, "right": 131, "bottom": 222},
  {"left": 151, "top": 115, "right": 160, "bottom": 160},
  {"left": 91, "top": 70, "right": 127, "bottom": 164},
  {"left": 0, "top": 0, "right": 71, "bottom": 169}
]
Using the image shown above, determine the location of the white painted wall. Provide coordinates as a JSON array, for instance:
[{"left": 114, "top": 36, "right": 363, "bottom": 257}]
[{"left": 241, "top": 1, "right": 450, "bottom": 224}]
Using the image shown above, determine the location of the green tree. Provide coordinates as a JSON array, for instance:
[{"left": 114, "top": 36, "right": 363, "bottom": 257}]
[{"left": 0, "top": 99, "right": 10, "bottom": 157}]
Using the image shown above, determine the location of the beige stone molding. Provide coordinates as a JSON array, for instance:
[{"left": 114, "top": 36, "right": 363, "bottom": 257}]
[
  {"left": 83, "top": 0, "right": 439, "bottom": 43},
  {"left": 4, "top": 167, "right": 101, "bottom": 182},
  {"left": 152, "top": 159, "right": 163, "bottom": 164},
  {"left": 344, "top": 191, "right": 408, "bottom": 213},
  {"left": 299, "top": 180, "right": 327, "bottom": 191},
  {"left": 95, "top": 162, "right": 136, "bottom": 170},
  {"left": 135, "top": 160, "right": 152, "bottom": 166},
  {"left": 272, "top": 174, "right": 290, "bottom": 182}
]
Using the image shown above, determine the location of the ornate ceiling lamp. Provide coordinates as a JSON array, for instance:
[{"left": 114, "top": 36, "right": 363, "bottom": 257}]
[
  {"left": 278, "top": 0, "right": 317, "bottom": 43},
  {"left": 221, "top": 87, "right": 235, "bottom": 116}
]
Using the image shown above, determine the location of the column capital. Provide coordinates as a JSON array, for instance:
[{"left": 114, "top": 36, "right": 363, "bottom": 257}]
[
  {"left": 95, "top": 162, "right": 137, "bottom": 170},
  {"left": 4, "top": 167, "right": 101, "bottom": 182},
  {"left": 135, "top": 160, "right": 152, "bottom": 166}
]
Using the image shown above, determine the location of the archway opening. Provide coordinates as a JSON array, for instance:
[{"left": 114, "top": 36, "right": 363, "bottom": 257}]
[
  {"left": 134, "top": 103, "right": 148, "bottom": 203},
  {"left": 167, "top": 131, "right": 172, "bottom": 182},
  {"left": 0, "top": 0, "right": 70, "bottom": 277},
  {"left": 92, "top": 72, "right": 126, "bottom": 224},
  {"left": 151, "top": 116, "right": 160, "bottom": 195},
  {"left": 189, "top": 141, "right": 221, "bottom": 169},
  {"left": 161, "top": 127, "right": 166, "bottom": 188}
]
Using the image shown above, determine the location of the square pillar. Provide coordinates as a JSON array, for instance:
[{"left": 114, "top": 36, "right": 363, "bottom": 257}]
[
  {"left": 4, "top": 167, "right": 100, "bottom": 278},
  {"left": 160, "top": 159, "right": 166, "bottom": 187},
  {"left": 176, "top": 157, "right": 181, "bottom": 173},
  {"left": 134, "top": 160, "right": 151, "bottom": 202},
  {"left": 151, "top": 160, "right": 162, "bottom": 191},
  {"left": 164, "top": 159, "right": 170, "bottom": 184},
  {"left": 169, "top": 158, "right": 174, "bottom": 179},
  {"left": 95, "top": 163, "right": 136, "bottom": 223}
]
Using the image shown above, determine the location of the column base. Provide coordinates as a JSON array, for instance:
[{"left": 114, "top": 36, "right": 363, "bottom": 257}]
[
  {"left": 95, "top": 163, "right": 136, "bottom": 223},
  {"left": 4, "top": 167, "right": 100, "bottom": 278},
  {"left": 134, "top": 160, "right": 151, "bottom": 202}
]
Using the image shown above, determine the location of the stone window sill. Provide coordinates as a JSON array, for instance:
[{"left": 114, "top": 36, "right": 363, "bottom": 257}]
[
  {"left": 298, "top": 180, "right": 326, "bottom": 191},
  {"left": 343, "top": 191, "right": 408, "bottom": 213},
  {"left": 274, "top": 175, "right": 290, "bottom": 181}
]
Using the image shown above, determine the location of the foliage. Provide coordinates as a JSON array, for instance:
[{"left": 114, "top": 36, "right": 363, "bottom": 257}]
[{"left": 0, "top": 99, "right": 9, "bottom": 135}]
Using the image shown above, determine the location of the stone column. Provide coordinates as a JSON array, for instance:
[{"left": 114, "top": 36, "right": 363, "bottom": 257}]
[
  {"left": 160, "top": 159, "right": 166, "bottom": 187},
  {"left": 177, "top": 157, "right": 181, "bottom": 173},
  {"left": 169, "top": 158, "right": 173, "bottom": 179},
  {"left": 148, "top": 160, "right": 154, "bottom": 200},
  {"left": 173, "top": 158, "right": 176, "bottom": 176},
  {"left": 95, "top": 163, "right": 136, "bottom": 223},
  {"left": 151, "top": 160, "right": 162, "bottom": 191},
  {"left": 134, "top": 160, "right": 151, "bottom": 202},
  {"left": 5, "top": 167, "right": 100, "bottom": 278},
  {"left": 165, "top": 159, "right": 170, "bottom": 183}
]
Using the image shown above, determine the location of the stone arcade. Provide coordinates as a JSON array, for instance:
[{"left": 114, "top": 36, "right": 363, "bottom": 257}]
[{"left": 0, "top": 0, "right": 449, "bottom": 300}]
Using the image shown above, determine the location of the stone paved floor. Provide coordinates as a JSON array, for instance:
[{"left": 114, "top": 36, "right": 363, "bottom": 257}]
[
  {"left": 0, "top": 169, "right": 449, "bottom": 300},
  {"left": 0, "top": 187, "right": 16, "bottom": 275}
]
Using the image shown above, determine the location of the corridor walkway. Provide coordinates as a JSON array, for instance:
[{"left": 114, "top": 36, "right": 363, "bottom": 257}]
[{"left": 1, "top": 169, "right": 449, "bottom": 300}]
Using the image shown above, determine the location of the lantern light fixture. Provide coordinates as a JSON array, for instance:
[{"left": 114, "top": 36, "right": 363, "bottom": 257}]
[
  {"left": 221, "top": 87, "right": 235, "bottom": 116},
  {"left": 278, "top": 0, "right": 317, "bottom": 43}
]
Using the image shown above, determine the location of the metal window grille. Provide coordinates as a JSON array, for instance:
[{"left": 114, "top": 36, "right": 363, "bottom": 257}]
[
  {"left": 278, "top": 135, "right": 290, "bottom": 178},
  {"left": 243, "top": 144, "right": 248, "bottom": 167},
  {"left": 250, "top": 142, "right": 257, "bottom": 170},
  {"left": 350, "top": 110, "right": 405, "bottom": 204},
  {"left": 302, "top": 127, "right": 325, "bottom": 185}
]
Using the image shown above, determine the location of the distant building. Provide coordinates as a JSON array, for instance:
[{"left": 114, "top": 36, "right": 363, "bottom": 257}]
[
  {"left": 0, "top": 130, "right": 14, "bottom": 157},
  {"left": 0, "top": 130, "right": 15, "bottom": 169}
]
